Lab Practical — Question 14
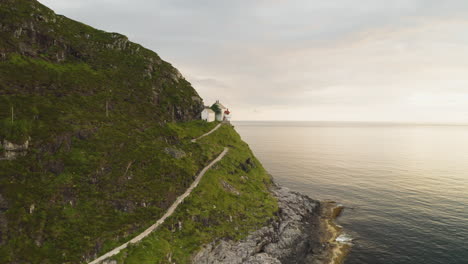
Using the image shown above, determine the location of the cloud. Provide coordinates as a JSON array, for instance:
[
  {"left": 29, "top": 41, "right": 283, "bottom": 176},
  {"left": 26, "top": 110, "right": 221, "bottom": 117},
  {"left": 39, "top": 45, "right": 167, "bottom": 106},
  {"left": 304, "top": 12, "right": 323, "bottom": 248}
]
[{"left": 38, "top": 0, "right": 468, "bottom": 122}]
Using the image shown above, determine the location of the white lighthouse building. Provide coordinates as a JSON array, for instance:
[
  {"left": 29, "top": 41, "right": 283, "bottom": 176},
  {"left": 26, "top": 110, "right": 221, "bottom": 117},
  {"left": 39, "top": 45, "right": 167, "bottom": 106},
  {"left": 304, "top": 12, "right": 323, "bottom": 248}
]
[
  {"left": 213, "top": 100, "right": 227, "bottom": 121},
  {"left": 200, "top": 100, "right": 231, "bottom": 122},
  {"left": 201, "top": 107, "right": 215, "bottom": 122}
]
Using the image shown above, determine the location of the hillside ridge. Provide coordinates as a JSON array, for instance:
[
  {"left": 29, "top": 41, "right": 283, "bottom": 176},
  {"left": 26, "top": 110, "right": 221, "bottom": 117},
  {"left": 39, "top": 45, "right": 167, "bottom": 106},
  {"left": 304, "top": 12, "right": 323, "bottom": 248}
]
[{"left": 0, "top": 1, "right": 321, "bottom": 264}]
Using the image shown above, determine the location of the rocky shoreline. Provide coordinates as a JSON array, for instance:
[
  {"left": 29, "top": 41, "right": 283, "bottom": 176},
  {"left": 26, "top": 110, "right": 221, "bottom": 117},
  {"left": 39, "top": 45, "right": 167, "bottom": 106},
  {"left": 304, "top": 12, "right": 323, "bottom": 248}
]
[{"left": 193, "top": 185, "right": 350, "bottom": 264}]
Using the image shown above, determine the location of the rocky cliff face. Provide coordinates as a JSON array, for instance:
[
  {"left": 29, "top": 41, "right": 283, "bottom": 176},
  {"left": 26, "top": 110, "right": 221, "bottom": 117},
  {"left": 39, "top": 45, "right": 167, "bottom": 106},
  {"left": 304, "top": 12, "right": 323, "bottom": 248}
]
[
  {"left": 193, "top": 186, "right": 327, "bottom": 264},
  {"left": 0, "top": 0, "right": 204, "bottom": 121}
]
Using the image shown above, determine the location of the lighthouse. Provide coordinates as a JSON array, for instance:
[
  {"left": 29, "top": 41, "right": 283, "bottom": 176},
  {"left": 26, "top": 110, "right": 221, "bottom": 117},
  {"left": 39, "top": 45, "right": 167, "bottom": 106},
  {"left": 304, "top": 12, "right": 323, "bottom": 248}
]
[{"left": 224, "top": 109, "right": 231, "bottom": 122}]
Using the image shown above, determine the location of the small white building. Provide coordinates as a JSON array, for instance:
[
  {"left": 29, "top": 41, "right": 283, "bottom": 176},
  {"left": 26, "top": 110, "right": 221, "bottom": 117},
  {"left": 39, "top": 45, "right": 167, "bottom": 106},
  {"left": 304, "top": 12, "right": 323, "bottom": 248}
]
[
  {"left": 214, "top": 100, "right": 227, "bottom": 121},
  {"left": 200, "top": 100, "right": 232, "bottom": 122},
  {"left": 201, "top": 107, "right": 215, "bottom": 122}
]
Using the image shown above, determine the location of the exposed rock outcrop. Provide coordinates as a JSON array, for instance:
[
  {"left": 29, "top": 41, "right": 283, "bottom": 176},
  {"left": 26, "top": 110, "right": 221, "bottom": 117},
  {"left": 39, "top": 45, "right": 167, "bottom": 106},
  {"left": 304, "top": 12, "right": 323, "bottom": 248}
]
[
  {"left": 220, "top": 180, "right": 240, "bottom": 196},
  {"left": 193, "top": 186, "right": 326, "bottom": 264},
  {"left": 1, "top": 139, "right": 29, "bottom": 160},
  {"left": 164, "top": 147, "right": 186, "bottom": 159}
]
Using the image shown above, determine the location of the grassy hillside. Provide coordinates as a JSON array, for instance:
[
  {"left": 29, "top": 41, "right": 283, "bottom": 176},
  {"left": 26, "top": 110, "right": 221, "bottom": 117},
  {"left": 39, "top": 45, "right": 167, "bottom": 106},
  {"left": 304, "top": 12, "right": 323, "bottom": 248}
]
[
  {"left": 0, "top": 1, "right": 278, "bottom": 263},
  {"left": 112, "top": 124, "right": 278, "bottom": 264}
]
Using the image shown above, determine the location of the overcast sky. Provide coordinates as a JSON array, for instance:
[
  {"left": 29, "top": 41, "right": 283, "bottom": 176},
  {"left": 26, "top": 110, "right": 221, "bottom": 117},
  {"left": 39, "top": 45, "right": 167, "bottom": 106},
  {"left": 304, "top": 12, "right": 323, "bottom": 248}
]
[{"left": 39, "top": 0, "right": 468, "bottom": 122}]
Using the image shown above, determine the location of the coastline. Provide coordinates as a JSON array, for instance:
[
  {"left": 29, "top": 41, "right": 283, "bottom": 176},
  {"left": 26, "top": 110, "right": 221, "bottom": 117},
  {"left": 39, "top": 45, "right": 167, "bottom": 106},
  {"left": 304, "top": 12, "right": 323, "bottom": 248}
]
[
  {"left": 314, "top": 201, "right": 351, "bottom": 264},
  {"left": 193, "top": 184, "right": 351, "bottom": 263}
]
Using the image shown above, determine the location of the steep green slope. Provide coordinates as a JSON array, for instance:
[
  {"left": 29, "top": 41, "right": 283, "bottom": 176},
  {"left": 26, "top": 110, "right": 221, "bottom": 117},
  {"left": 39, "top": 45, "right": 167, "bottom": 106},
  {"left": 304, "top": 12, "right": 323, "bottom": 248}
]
[
  {"left": 107, "top": 125, "right": 278, "bottom": 264},
  {"left": 0, "top": 1, "right": 278, "bottom": 263},
  {"left": 0, "top": 0, "right": 203, "bottom": 262},
  {"left": 0, "top": 0, "right": 203, "bottom": 124}
]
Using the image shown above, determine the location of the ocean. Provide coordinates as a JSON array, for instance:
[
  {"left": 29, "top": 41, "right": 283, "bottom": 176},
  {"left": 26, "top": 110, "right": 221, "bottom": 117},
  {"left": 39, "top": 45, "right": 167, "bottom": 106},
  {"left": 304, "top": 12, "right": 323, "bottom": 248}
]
[{"left": 233, "top": 121, "right": 468, "bottom": 264}]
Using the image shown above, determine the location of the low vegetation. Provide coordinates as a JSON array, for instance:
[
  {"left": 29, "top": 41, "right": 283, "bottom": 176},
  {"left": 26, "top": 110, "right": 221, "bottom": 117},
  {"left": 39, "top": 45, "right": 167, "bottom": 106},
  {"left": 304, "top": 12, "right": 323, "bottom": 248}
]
[
  {"left": 0, "top": 1, "right": 278, "bottom": 263},
  {"left": 0, "top": 118, "right": 32, "bottom": 144},
  {"left": 112, "top": 125, "right": 278, "bottom": 264}
]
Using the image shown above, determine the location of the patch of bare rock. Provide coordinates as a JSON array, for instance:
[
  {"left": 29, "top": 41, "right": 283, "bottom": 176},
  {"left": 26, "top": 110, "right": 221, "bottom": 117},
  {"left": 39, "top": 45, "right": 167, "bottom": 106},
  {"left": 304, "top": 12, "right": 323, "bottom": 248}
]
[{"left": 193, "top": 185, "right": 341, "bottom": 264}]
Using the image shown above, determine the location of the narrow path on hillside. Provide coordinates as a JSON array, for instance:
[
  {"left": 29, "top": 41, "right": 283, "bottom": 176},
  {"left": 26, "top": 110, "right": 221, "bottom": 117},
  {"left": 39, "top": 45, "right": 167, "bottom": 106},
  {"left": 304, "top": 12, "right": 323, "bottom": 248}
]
[
  {"left": 191, "top": 123, "right": 223, "bottom": 143},
  {"left": 89, "top": 147, "right": 229, "bottom": 264}
]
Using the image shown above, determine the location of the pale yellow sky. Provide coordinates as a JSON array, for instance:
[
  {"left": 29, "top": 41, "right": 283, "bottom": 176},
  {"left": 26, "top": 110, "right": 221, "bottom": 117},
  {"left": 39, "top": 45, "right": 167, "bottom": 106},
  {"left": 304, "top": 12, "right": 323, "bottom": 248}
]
[
  {"left": 40, "top": 0, "right": 468, "bottom": 123},
  {"left": 188, "top": 18, "right": 468, "bottom": 122}
]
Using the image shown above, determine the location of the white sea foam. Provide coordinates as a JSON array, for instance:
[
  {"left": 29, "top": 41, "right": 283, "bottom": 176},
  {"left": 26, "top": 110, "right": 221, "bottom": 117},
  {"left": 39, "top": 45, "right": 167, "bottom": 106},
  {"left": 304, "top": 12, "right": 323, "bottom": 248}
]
[{"left": 336, "top": 233, "right": 353, "bottom": 245}]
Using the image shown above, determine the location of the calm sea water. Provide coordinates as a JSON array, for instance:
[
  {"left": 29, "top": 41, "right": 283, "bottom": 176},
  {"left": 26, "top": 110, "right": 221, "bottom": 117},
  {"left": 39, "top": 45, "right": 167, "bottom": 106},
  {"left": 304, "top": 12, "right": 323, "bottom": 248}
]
[{"left": 233, "top": 121, "right": 468, "bottom": 264}]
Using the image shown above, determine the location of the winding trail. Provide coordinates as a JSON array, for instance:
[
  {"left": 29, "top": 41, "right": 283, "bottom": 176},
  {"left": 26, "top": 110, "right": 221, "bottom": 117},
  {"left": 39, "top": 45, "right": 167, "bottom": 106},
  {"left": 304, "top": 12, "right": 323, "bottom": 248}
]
[
  {"left": 191, "top": 123, "right": 222, "bottom": 143},
  {"left": 89, "top": 147, "right": 229, "bottom": 264}
]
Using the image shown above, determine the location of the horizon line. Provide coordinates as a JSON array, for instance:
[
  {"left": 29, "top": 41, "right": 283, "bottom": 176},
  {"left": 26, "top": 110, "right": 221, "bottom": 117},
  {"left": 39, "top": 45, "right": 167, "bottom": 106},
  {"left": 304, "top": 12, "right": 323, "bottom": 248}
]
[{"left": 230, "top": 120, "right": 468, "bottom": 126}]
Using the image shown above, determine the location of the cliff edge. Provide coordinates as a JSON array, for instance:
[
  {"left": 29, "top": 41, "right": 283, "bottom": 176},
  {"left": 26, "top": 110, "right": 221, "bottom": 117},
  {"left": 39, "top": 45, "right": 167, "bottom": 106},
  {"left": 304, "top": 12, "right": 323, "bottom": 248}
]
[{"left": 193, "top": 185, "right": 348, "bottom": 264}]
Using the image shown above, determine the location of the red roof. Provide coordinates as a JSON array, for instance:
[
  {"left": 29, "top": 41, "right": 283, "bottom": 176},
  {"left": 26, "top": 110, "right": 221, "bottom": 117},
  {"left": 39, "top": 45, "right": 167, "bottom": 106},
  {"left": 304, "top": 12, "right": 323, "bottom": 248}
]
[{"left": 224, "top": 109, "right": 230, "bottom": 115}]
